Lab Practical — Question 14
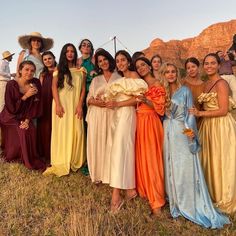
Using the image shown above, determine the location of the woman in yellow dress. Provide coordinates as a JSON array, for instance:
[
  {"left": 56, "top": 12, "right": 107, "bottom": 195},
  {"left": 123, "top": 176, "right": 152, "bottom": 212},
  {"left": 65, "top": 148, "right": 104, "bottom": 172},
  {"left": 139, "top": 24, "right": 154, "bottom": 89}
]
[
  {"left": 189, "top": 53, "right": 236, "bottom": 214},
  {"left": 43, "top": 43, "right": 86, "bottom": 177}
]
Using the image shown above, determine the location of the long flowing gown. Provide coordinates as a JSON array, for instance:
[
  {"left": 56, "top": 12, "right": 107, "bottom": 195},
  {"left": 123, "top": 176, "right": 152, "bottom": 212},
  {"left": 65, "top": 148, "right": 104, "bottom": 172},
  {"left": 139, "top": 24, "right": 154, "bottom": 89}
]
[
  {"left": 37, "top": 71, "right": 53, "bottom": 162},
  {"left": 0, "top": 79, "right": 45, "bottom": 170},
  {"left": 105, "top": 77, "right": 148, "bottom": 189},
  {"left": 198, "top": 92, "right": 236, "bottom": 214},
  {"left": 86, "top": 72, "right": 120, "bottom": 183},
  {"left": 43, "top": 68, "right": 86, "bottom": 177},
  {"left": 163, "top": 86, "right": 230, "bottom": 228},
  {"left": 135, "top": 85, "right": 166, "bottom": 210}
]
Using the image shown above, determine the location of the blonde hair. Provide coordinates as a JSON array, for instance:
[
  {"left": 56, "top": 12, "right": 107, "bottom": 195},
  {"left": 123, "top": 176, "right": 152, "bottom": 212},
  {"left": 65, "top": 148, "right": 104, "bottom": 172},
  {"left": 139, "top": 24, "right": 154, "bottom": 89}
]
[{"left": 158, "top": 62, "right": 182, "bottom": 113}]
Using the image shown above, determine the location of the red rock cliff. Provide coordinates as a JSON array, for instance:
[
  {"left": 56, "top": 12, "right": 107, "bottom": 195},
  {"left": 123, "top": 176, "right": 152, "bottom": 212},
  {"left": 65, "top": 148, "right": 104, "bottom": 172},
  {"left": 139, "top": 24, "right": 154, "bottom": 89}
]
[{"left": 143, "top": 19, "right": 236, "bottom": 67}]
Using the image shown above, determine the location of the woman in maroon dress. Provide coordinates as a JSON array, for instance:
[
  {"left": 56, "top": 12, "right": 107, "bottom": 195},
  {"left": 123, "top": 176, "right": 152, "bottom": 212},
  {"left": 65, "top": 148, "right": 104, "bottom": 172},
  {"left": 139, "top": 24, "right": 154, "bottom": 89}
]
[
  {"left": 0, "top": 61, "right": 45, "bottom": 170},
  {"left": 37, "top": 51, "right": 56, "bottom": 162}
]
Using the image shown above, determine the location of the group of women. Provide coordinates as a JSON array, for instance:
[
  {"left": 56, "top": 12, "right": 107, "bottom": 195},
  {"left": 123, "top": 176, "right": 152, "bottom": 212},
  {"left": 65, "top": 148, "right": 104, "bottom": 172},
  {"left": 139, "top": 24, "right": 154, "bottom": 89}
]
[{"left": 0, "top": 32, "right": 236, "bottom": 229}]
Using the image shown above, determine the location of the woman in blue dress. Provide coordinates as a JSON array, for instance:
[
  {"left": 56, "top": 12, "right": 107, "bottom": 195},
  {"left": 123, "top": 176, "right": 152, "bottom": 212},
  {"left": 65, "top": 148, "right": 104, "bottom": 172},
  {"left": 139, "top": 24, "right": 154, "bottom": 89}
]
[{"left": 160, "top": 62, "right": 229, "bottom": 228}]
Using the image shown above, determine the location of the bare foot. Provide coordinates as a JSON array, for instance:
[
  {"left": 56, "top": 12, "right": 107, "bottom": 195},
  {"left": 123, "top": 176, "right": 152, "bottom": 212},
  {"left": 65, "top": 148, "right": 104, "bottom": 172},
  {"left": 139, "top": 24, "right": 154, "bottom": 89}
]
[{"left": 151, "top": 207, "right": 162, "bottom": 217}]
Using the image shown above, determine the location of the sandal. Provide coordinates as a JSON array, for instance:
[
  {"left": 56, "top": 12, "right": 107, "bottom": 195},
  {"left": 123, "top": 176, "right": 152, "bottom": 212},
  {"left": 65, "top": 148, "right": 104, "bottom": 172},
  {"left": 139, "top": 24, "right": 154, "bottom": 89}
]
[
  {"left": 110, "top": 199, "right": 124, "bottom": 214},
  {"left": 126, "top": 193, "right": 138, "bottom": 201}
]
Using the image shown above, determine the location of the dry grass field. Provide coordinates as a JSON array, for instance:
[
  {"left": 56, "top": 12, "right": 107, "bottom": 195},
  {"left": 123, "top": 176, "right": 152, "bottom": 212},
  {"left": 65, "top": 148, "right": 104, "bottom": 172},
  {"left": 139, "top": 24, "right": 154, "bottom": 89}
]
[{"left": 0, "top": 159, "right": 235, "bottom": 236}]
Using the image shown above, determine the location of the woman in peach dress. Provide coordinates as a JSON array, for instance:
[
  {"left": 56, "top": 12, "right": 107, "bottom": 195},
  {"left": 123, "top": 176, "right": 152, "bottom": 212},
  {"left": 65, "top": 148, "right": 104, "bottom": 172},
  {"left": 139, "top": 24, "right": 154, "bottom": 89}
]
[{"left": 134, "top": 57, "right": 166, "bottom": 215}]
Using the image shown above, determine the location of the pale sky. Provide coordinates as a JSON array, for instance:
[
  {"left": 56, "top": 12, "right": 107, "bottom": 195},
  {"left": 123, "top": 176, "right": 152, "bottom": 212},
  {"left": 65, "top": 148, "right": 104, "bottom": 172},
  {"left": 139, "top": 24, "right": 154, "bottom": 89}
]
[{"left": 1, "top": 0, "right": 236, "bottom": 72}]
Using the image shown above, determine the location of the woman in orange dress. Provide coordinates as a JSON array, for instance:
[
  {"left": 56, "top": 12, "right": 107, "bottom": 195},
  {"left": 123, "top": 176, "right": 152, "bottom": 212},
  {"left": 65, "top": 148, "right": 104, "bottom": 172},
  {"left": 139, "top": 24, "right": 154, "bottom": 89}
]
[{"left": 134, "top": 57, "right": 166, "bottom": 215}]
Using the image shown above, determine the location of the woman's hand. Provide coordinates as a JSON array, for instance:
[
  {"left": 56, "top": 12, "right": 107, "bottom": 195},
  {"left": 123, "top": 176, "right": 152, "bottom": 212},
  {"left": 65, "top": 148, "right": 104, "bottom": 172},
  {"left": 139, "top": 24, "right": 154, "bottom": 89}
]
[
  {"left": 56, "top": 104, "right": 65, "bottom": 118},
  {"left": 135, "top": 94, "right": 146, "bottom": 103},
  {"left": 106, "top": 100, "right": 118, "bottom": 109},
  {"left": 19, "top": 119, "right": 29, "bottom": 130},
  {"left": 22, "top": 86, "right": 38, "bottom": 100},
  {"left": 75, "top": 105, "right": 83, "bottom": 119},
  {"left": 189, "top": 107, "right": 201, "bottom": 117},
  {"left": 90, "top": 70, "right": 97, "bottom": 77},
  {"left": 182, "top": 128, "right": 195, "bottom": 139},
  {"left": 93, "top": 96, "right": 106, "bottom": 107}
]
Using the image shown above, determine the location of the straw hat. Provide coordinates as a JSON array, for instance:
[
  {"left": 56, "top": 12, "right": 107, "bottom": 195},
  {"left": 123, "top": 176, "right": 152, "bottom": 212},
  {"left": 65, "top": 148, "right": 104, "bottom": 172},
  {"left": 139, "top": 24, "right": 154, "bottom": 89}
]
[
  {"left": 18, "top": 32, "right": 54, "bottom": 52},
  {"left": 2, "top": 51, "right": 15, "bottom": 59}
]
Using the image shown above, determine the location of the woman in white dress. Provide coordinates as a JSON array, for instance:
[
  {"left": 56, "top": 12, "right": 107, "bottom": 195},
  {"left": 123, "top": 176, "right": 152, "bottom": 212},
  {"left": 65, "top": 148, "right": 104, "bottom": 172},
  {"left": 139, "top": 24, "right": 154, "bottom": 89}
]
[
  {"left": 86, "top": 49, "right": 120, "bottom": 184},
  {"left": 105, "top": 50, "right": 148, "bottom": 213}
]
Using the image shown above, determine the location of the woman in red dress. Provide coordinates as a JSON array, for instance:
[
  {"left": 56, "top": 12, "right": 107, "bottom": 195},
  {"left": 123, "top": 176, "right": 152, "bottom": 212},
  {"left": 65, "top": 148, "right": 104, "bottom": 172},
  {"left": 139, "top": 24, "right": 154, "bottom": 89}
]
[
  {"left": 37, "top": 51, "right": 56, "bottom": 162},
  {"left": 0, "top": 61, "right": 45, "bottom": 170}
]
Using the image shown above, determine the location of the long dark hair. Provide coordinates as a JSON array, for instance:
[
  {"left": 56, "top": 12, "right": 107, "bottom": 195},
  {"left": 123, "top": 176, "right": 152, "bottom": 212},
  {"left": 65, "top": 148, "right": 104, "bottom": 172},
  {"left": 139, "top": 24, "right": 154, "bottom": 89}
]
[
  {"left": 115, "top": 50, "right": 134, "bottom": 76},
  {"left": 94, "top": 49, "right": 115, "bottom": 75},
  {"left": 57, "top": 43, "right": 77, "bottom": 89}
]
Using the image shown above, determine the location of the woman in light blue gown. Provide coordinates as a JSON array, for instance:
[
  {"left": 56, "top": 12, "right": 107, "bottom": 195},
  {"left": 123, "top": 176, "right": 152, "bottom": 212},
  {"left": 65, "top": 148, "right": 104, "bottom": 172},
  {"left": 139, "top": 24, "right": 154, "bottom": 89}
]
[{"left": 160, "top": 62, "right": 230, "bottom": 228}]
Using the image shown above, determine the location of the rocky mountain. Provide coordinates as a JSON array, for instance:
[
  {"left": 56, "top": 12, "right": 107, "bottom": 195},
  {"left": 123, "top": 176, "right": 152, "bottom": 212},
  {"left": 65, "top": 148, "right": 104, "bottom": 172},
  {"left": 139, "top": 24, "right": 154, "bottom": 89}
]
[{"left": 143, "top": 19, "right": 236, "bottom": 68}]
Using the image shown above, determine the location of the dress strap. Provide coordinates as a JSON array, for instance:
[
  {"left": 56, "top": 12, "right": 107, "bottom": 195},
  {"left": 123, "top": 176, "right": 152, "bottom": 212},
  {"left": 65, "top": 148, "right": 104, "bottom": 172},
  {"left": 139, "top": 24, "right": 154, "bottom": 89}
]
[{"left": 206, "top": 79, "right": 225, "bottom": 93}]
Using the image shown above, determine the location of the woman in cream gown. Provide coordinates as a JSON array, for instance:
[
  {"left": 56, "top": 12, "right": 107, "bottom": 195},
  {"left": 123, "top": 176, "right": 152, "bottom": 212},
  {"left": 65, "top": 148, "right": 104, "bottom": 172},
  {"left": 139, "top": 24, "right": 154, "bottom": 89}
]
[
  {"left": 43, "top": 44, "right": 86, "bottom": 177},
  {"left": 190, "top": 53, "right": 236, "bottom": 214},
  {"left": 105, "top": 50, "right": 147, "bottom": 213},
  {"left": 86, "top": 49, "right": 120, "bottom": 183}
]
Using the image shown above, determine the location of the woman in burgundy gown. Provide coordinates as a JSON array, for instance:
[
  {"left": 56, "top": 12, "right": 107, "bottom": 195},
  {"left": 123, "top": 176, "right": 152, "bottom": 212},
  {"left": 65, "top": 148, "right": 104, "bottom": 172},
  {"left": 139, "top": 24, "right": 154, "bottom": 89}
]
[
  {"left": 0, "top": 61, "right": 45, "bottom": 170},
  {"left": 37, "top": 51, "right": 56, "bottom": 162}
]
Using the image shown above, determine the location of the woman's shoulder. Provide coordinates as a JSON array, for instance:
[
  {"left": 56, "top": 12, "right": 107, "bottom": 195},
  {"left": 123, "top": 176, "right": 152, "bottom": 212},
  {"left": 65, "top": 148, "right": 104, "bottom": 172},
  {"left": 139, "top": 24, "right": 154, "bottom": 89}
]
[
  {"left": 6, "top": 80, "right": 19, "bottom": 92},
  {"left": 180, "top": 85, "right": 193, "bottom": 96},
  {"left": 70, "top": 67, "right": 86, "bottom": 74},
  {"left": 128, "top": 71, "right": 139, "bottom": 79},
  {"left": 7, "top": 79, "right": 18, "bottom": 86},
  {"left": 217, "top": 78, "right": 229, "bottom": 87},
  {"left": 112, "top": 71, "right": 122, "bottom": 79},
  {"left": 181, "top": 85, "right": 190, "bottom": 91},
  {"left": 53, "top": 69, "right": 58, "bottom": 77},
  {"left": 32, "top": 77, "right": 41, "bottom": 85}
]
